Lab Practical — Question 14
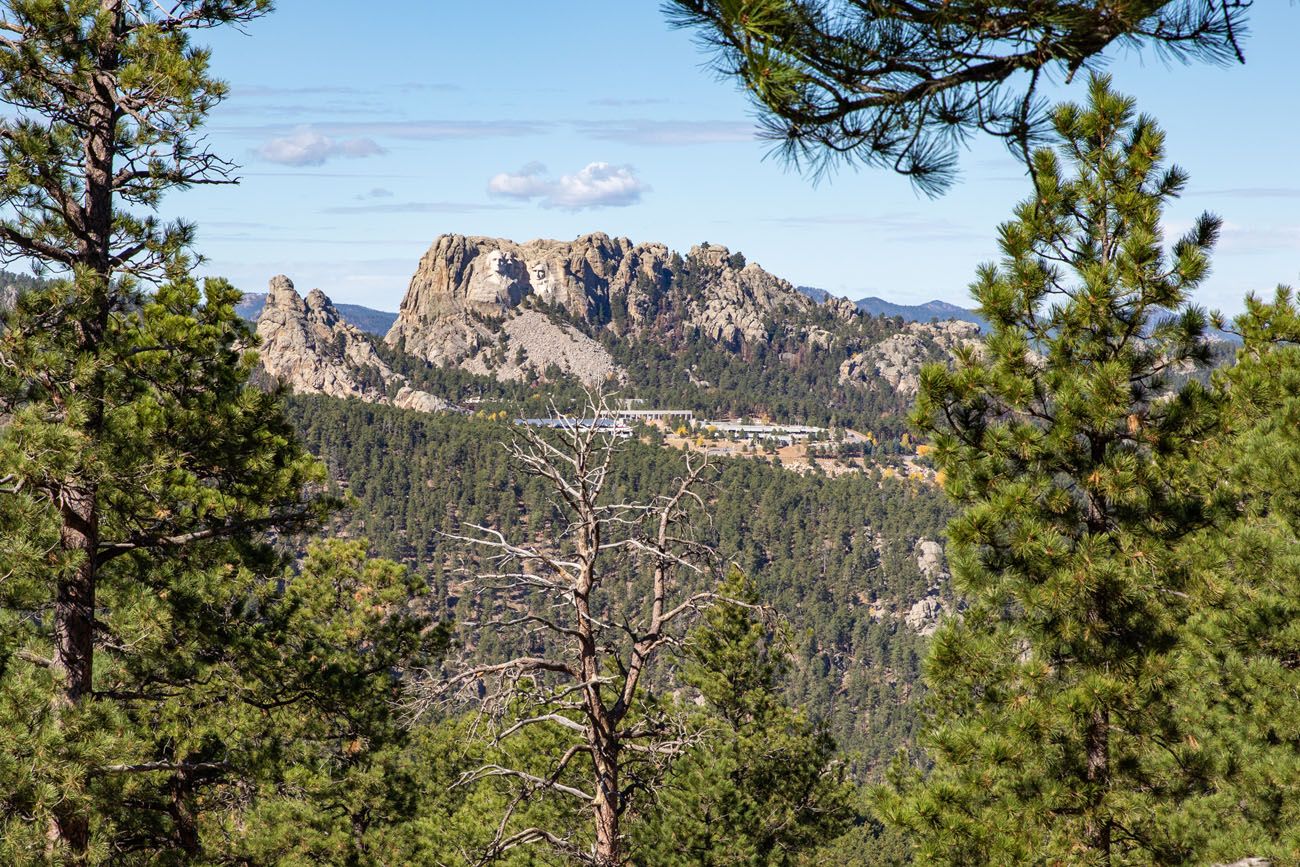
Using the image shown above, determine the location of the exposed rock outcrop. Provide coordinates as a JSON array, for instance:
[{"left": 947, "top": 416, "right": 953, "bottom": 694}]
[
  {"left": 679, "top": 242, "right": 813, "bottom": 346},
  {"left": 905, "top": 538, "right": 951, "bottom": 636},
  {"left": 915, "top": 539, "right": 948, "bottom": 582},
  {"left": 905, "top": 595, "right": 945, "bottom": 636},
  {"left": 839, "top": 319, "right": 981, "bottom": 397},
  {"left": 392, "top": 385, "right": 452, "bottom": 413},
  {"left": 238, "top": 291, "right": 397, "bottom": 336},
  {"left": 256, "top": 276, "right": 393, "bottom": 401},
  {"left": 255, "top": 276, "right": 452, "bottom": 413},
  {"left": 384, "top": 233, "right": 817, "bottom": 384}
]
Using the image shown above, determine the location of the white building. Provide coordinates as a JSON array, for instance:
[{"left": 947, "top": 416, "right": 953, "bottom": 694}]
[
  {"left": 612, "top": 409, "right": 695, "bottom": 424},
  {"left": 515, "top": 417, "right": 634, "bottom": 439},
  {"left": 706, "top": 422, "right": 827, "bottom": 445}
]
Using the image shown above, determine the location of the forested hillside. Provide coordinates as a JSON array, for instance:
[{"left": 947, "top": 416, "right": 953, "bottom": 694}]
[
  {"left": 4, "top": 1, "right": 1294, "bottom": 865},
  {"left": 381, "top": 302, "right": 928, "bottom": 436},
  {"left": 286, "top": 395, "right": 953, "bottom": 769}
]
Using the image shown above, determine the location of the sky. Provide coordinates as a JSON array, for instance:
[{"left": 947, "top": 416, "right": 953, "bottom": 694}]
[{"left": 170, "top": 1, "right": 1300, "bottom": 314}]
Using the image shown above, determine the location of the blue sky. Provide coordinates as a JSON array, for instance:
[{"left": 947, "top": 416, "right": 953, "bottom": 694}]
[{"left": 175, "top": 1, "right": 1299, "bottom": 314}]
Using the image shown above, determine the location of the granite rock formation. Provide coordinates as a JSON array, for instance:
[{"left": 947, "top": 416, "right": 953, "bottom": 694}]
[
  {"left": 238, "top": 291, "right": 397, "bottom": 336},
  {"left": 905, "top": 538, "right": 951, "bottom": 636},
  {"left": 254, "top": 276, "right": 452, "bottom": 412},
  {"left": 838, "top": 319, "right": 981, "bottom": 397},
  {"left": 384, "top": 233, "right": 818, "bottom": 384},
  {"left": 255, "top": 276, "right": 392, "bottom": 401}
]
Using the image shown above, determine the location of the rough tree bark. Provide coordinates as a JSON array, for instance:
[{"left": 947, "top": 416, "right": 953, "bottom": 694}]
[{"left": 0, "top": 2, "right": 271, "bottom": 858}]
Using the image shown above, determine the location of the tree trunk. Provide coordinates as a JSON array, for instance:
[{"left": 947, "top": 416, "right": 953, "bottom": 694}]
[
  {"left": 1085, "top": 706, "right": 1111, "bottom": 866},
  {"left": 168, "top": 766, "right": 201, "bottom": 856},
  {"left": 592, "top": 749, "right": 622, "bottom": 867},
  {"left": 50, "top": 486, "right": 98, "bottom": 859},
  {"left": 48, "top": 9, "right": 119, "bottom": 853},
  {"left": 1083, "top": 435, "right": 1112, "bottom": 865}
]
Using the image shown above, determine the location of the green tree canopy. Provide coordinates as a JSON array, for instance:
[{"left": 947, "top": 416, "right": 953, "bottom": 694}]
[
  {"left": 635, "top": 568, "right": 854, "bottom": 866},
  {"left": 878, "top": 74, "right": 1224, "bottom": 865},
  {"left": 1169, "top": 289, "right": 1300, "bottom": 865},
  {"left": 0, "top": 273, "right": 355, "bottom": 862},
  {"left": 0, "top": 2, "right": 433, "bottom": 861}
]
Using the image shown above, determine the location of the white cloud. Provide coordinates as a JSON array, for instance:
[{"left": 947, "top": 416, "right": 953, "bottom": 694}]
[
  {"left": 1219, "top": 220, "right": 1300, "bottom": 253},
  {"left": 487, "top": 161, "right": 649, "bottom": 210},
  {"left": 255, "top": 126, "right": 386, "bottom": 166},
  {"left": 550, "top": 162, "right": 647, "bottom": 209},
  {"left": 238, "top": 119, "right": 549, "bottom": 141},
  {"left": 487, "top": 162, "right": 552, "bottom": 199}
]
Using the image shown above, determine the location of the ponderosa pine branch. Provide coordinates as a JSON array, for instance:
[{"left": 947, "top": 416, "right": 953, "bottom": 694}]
[
  {"left": 666, "top": 0, "right": 1255, "bottom": 193},
  {"left": 95, "top": 508, "right": 319, "bottom": 563}
]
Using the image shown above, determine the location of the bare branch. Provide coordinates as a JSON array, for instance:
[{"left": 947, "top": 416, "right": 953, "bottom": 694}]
[
  {"left": 455, "top": 764, "right": 594, "bottom": 804},
  {"left": 497, "top": 713, "right": 588, "bottom": 740},
  {"left": 97, "top": 760, "right": 228, "bottom": 775},
  {"left": 410, "top": 387, "right": 719, "bottom": 865}
]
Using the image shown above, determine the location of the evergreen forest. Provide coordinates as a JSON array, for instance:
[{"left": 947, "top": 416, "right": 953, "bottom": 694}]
[{"left": 1, "top": 2, "right": 1297, "bottom": 867}]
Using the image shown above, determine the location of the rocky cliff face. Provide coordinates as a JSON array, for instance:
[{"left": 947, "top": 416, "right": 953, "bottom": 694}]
[
  {"left": 256, "top": 275, "right": 394, "bottom": 400},
  {"left": 838, "top": 319, "right": 981, "bottom": 397},
  {"left": 905, "top": 538, "right": 951, "bottom": 636},
  {"left": 255, "top": 276, "right": 452, "bottom": 412},
  {"left": 384, "top": 233, "right": 819, "bottom": 384},
  {"left": 678, "top": 242, "right": 817, "bottom": 345},
  {"left": 238, "top": 291, "right": 397, "bottom": 336}
]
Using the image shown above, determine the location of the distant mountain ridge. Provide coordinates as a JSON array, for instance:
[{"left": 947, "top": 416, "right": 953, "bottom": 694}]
[
  {"left": 854, "top": 296, "right": 989, "bottom": 331},
  {"left": 795, "top": 285, "right": 835, "bottom": 304},
  {"left": 237, "top": 292, "right": 396, "bottom": 336},
  {"left": 797, "top": 285, "right": 988, "bottom": 331}
]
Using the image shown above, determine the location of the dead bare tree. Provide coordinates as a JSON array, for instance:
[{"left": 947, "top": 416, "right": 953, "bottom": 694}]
[{"left": 406, "top": 393, "right": 719, "bottom": 866}]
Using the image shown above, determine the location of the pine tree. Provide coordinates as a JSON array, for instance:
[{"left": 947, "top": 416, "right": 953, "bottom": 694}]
[
  {"left": 877, "top": 75, "right": 1223, "bottom": 865},
  {"left": 0, "top": 273, "right": 344, "bottom": 861},
  {"left": 0, "top": 2, "right": 368, "bottom": 861},
  {"left": 1168, "top": 289, "right": 1300, "bottom": 865},
  {"left": 635, "top": 568, "right": 853, "bottom": 866},
  {"left": 209, "top": 540, "right": 448, "bottom": 865}
]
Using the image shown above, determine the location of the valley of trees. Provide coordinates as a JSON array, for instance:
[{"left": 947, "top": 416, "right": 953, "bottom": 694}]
[
  {"left": 288, "top": 394, "right": 947, "bottom": 770},
  {"left": 2, "top": 2, "right": 1297, "bottom": 866}
]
